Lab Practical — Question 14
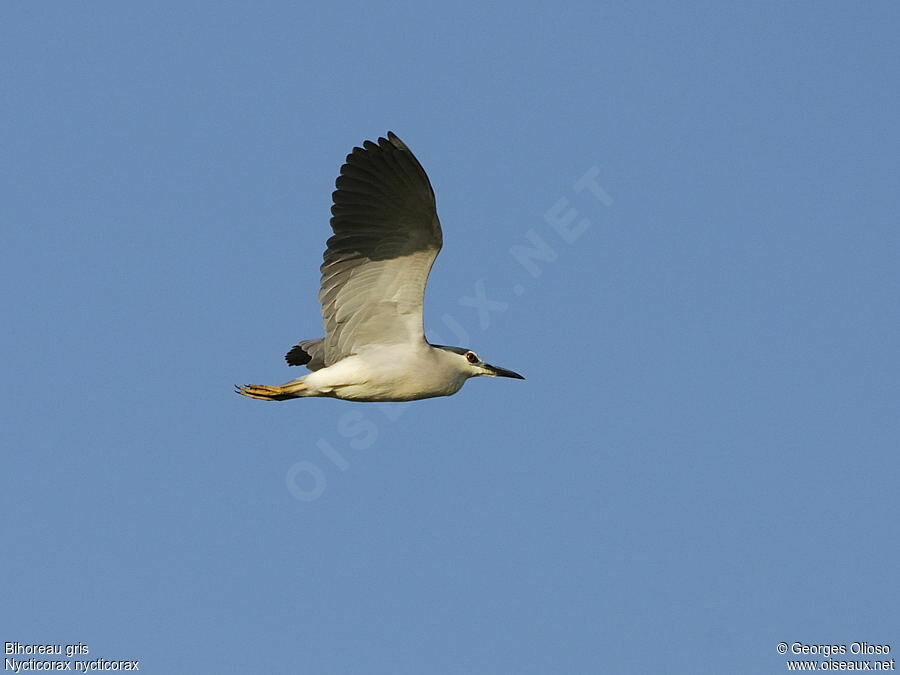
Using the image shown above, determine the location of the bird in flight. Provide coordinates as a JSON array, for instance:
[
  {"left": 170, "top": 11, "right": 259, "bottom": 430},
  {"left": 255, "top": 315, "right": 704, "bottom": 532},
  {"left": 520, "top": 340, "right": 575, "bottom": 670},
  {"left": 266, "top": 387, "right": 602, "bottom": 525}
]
[{"left": 236, "top": 132, "right": 523, "bottom": 402}]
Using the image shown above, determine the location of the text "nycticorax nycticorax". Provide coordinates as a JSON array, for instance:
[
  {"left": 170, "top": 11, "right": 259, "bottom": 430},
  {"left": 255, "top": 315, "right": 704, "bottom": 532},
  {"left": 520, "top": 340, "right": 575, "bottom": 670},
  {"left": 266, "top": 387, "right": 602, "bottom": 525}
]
[{"left": 236, "top": 132, "right": 524, "bottom": 402}]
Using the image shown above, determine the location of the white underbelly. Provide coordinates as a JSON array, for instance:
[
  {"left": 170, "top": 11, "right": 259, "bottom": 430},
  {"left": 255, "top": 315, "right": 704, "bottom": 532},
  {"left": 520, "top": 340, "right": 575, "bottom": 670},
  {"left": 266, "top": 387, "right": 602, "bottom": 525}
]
[{"left": 304, "top": 347, "right": 465, "bottom": 402}]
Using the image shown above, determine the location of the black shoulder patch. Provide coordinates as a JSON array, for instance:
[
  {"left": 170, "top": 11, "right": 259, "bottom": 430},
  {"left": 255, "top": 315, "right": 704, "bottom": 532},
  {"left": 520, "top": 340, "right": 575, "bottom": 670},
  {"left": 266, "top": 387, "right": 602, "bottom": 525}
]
[{"left": 285, "top": 344, "right": 312, "bottom": 367}]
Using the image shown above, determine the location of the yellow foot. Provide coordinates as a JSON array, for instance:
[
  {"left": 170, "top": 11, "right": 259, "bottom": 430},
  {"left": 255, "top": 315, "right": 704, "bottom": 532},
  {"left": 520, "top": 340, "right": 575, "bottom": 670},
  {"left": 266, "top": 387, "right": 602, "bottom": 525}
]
[{"left": 235, "top": 381, "right": 306, "bottom": 401}]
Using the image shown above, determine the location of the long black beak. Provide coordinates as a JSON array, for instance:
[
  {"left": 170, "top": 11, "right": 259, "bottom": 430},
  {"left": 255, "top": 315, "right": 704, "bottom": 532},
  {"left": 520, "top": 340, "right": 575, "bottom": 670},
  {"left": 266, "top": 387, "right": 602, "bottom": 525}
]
[{"left": 485, "top": 363, "right": 525, "bottom": 380}]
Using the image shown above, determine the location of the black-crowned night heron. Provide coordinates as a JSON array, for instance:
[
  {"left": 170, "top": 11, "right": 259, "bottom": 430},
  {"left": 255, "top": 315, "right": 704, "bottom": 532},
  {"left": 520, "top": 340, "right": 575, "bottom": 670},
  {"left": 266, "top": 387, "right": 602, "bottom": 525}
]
[{"left": 236, "top": 132, "right": 524, "bottom": 402}]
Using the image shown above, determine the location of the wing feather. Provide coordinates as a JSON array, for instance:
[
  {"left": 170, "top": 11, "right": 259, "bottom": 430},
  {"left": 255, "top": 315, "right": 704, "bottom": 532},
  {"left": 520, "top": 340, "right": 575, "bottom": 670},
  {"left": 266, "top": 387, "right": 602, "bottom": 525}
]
[{"left": 318, "top": 132, "right": 442, "bottom": 366}]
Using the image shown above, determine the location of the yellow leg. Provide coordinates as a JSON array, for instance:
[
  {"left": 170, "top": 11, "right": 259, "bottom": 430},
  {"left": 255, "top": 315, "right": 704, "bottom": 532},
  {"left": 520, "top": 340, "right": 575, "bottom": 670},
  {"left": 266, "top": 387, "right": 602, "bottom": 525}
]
[{"left": 235, "top": 379, "right": 307, "bottom": 401}]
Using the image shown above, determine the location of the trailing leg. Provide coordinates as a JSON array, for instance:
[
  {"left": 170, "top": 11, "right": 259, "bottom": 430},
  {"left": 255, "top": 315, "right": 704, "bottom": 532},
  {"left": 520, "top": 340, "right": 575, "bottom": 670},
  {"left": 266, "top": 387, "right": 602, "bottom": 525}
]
[{"left": 235, "top": 377, "right": 307, "bottom": 401}]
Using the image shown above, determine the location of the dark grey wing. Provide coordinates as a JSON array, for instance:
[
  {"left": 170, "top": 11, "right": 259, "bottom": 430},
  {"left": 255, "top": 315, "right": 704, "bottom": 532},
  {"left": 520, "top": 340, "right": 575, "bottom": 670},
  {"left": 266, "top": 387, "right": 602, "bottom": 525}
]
[{"left": 318, "top": 132, "right": 442, "bottom": 366}]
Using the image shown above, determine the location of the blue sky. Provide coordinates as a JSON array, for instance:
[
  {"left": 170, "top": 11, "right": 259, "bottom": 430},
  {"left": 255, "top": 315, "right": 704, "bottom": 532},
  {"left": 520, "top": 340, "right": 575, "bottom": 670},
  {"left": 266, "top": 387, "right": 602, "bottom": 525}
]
[{"left": 3, "top": 2, "right": 898, "bottom": 673}]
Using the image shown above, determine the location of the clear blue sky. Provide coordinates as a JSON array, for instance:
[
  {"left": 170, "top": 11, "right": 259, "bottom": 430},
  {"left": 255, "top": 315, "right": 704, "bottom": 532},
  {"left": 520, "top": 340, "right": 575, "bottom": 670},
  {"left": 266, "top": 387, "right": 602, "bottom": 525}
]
[{"left": 3, "top": 2, "right": 898, "bottom": 673}]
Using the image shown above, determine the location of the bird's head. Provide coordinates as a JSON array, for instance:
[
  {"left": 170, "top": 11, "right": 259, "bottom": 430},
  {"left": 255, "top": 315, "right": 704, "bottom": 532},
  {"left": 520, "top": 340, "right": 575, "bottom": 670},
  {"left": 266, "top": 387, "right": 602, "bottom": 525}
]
[{"left": 434, "top": 345, "right": 525, "bottom": 381}]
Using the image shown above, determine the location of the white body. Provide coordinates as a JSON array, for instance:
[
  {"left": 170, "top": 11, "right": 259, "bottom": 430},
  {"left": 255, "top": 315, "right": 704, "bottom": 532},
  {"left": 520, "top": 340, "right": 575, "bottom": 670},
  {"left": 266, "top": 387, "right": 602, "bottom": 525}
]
[{"left": 293, "top": 343, "right": 468, "bottom": 401}]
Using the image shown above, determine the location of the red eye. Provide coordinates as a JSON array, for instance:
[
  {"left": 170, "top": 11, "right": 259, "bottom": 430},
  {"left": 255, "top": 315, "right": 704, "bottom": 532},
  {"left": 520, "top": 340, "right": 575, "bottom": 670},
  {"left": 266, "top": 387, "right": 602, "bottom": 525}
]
[{"left": 466, "top": 352, "right": 478, "bottom": 363}]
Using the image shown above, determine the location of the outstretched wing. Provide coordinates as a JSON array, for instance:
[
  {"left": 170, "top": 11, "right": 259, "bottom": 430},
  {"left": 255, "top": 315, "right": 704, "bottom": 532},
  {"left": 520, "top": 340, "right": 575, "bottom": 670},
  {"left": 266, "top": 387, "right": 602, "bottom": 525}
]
[{"left": 318, "top": 132, "right": 442, "bottom": 366}]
